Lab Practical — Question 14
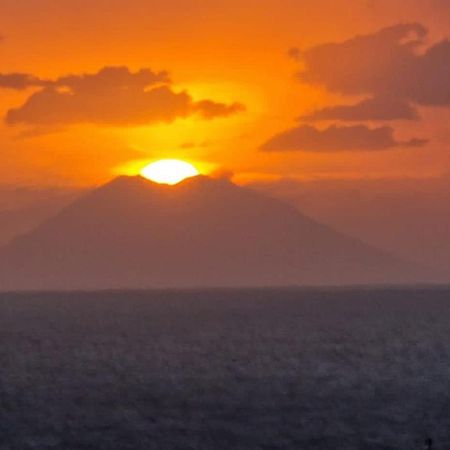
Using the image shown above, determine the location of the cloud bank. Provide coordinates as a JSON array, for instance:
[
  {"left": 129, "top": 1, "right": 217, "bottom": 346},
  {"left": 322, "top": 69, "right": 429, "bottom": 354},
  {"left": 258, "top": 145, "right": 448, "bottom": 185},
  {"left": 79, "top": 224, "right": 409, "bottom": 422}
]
[{"left": 263, "top": 23, "right": 449, "bottom": 152}]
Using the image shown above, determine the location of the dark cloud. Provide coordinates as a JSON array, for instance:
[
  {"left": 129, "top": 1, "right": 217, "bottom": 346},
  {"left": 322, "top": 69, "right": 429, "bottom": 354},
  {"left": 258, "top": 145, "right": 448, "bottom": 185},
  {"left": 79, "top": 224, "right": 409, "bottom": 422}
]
[
  {"left": 194, "top": 100, "right": 245, "bottom": 119},
  {"left": 297, "top": 23, "right": 450, "bottom": 108},
  {"left": 263, "top": 23, "right": 441, "bottom": 152},
  {"left": 300, "top": 96, "right": 419, "bottom": 122},
  {"left": 55, "top": 66, "right": 169, "bottom": 92},
  {"left": 0, "top": 73, "right": 48, "bottom": 90},
  {"left": 260, "top": 124, "right": 427, "bottom": 152},
  {"left": 3, "top": 66, "right": 245, "bottom": 127}
]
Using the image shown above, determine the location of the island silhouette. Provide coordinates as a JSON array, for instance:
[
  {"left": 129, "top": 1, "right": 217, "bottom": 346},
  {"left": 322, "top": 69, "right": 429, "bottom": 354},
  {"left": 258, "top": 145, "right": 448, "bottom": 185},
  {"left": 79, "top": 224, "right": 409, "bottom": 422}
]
[{"left": 0, "top": 175, "right": 432, "bottom": 290}]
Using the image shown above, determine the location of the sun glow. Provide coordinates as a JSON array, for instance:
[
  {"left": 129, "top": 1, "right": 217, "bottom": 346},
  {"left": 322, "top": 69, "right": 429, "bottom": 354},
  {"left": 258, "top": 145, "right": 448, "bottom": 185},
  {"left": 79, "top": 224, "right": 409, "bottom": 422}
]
[{"left": 140, "top": 159, "right": 200, "bottom": 185}]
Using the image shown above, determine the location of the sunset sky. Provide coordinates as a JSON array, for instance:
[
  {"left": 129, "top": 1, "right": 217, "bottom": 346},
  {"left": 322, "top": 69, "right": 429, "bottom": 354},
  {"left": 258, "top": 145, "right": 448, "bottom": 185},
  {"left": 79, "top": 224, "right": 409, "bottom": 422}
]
[{"left": 1, "top": 0, "right": 449, "bottom": 187}]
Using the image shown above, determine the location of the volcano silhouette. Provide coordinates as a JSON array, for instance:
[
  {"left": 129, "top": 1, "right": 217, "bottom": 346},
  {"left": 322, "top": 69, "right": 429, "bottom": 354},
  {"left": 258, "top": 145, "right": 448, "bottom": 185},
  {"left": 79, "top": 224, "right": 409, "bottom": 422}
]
[{"left": 0, "top": 175, "right": 427, "bottom": 290}]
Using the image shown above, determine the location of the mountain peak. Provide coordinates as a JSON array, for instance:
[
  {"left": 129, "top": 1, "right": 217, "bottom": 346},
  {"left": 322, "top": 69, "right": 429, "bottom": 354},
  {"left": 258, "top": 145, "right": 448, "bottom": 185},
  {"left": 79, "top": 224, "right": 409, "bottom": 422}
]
[{"left": 102, "top": 174, "right": 231, "bottom": 192}]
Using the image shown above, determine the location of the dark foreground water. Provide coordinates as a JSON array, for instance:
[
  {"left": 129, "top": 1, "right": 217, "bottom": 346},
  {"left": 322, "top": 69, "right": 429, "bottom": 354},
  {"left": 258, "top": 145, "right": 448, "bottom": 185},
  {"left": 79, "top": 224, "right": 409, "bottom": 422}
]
[{"left": 1, "top": 287, "right": 450, "bottom": 450}]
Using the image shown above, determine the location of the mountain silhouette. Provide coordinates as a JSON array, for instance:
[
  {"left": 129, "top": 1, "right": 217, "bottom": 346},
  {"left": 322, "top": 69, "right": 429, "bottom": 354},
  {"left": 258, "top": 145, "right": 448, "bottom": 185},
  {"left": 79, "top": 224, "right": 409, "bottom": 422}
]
[{"left": 0, "top": 175, "right": 431, "bottom": 290}]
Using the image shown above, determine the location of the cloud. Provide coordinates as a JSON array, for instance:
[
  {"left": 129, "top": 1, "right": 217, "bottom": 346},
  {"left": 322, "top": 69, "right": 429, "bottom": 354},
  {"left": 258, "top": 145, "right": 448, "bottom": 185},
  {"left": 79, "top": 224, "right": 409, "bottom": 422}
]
[
  {"left": 0, "top": 73, "right": 48, "bottom": 90},
  {"left": 260, "top": 124, "right": 427, "bottom": 152},
  {"left": 263, "top": 23, "right": 442, "bottom": 152},
  {"left": 2, "top": 66, "right": 245, "bottom": 127},
  {"left": 194, "top": 100, "right": 245, "bottom": 119},
  {"left": 55, "top": 66, "right": 169, "bottom": 92},
  {"left": 300, "top": 96, "right": 419, "bottom": 122},
  {"left": 297, "top": 23, "right": 450, "bottom": 107}
]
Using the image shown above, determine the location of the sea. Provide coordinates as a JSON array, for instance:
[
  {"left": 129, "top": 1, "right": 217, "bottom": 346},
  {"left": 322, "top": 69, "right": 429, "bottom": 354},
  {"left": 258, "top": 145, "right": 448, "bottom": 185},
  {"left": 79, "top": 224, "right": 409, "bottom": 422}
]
[{"left": 0, "top": 286, "right": 449, "bottom": 449}]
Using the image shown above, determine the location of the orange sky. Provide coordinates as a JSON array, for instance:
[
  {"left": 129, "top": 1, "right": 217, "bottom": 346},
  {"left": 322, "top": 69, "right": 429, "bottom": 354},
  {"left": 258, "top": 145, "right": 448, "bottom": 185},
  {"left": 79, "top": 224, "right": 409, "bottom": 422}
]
[{"left": 1, "top": 0, "right": 449, "bottom": 187}]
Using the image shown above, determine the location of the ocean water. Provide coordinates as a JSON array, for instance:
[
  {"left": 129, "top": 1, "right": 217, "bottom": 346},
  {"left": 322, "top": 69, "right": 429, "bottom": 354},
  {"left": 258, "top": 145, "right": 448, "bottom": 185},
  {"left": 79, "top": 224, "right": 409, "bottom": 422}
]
[{"left": 0, "top": 287, "right": 449, "bottom": 449}]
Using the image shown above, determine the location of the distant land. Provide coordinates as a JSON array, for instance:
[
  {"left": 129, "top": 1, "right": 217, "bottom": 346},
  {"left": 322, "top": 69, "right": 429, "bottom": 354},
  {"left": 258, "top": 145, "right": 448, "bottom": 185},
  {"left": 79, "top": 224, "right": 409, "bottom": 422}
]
[{"left": 0, "top": 176, "right": 438, "bottom": 291}]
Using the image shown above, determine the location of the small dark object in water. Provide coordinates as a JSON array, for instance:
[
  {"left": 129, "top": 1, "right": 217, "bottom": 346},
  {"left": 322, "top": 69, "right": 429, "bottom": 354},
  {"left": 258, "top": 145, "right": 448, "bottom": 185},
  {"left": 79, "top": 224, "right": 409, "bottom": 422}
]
[{"left": 424, "top": 437, "right": 433, "bottom": 450}]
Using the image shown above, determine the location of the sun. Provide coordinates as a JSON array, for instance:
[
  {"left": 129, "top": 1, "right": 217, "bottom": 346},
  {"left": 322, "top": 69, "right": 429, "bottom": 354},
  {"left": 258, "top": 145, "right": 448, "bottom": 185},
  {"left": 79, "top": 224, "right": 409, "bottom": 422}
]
[{"left": 140, "top": 159, "right": 200, "bottom": 185}]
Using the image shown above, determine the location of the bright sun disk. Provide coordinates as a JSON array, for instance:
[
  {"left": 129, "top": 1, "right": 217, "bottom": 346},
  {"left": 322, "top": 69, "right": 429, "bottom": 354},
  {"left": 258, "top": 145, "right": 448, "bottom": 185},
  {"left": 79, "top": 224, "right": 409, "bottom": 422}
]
[{"left": 140, "top": 159, "right": 199, "bottom": 185}]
